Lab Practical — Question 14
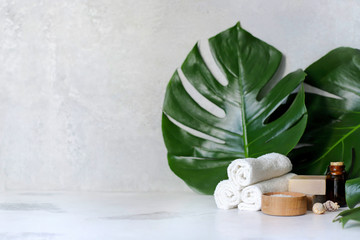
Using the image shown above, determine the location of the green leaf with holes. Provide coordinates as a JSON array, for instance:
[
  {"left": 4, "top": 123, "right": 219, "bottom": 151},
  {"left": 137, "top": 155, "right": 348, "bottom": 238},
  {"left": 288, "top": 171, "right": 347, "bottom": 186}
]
[
  {"left": 346, "top": 177, "right": 360, "bottom": 209},
  {"left": 334, "top": 207, "right": 360, "bottom": 228},
  {"left": 162, "top": 23, "right": 307, "bottom": 194},
  {"left": 289, "top": 47, "right": 360, "bottom": 180}
]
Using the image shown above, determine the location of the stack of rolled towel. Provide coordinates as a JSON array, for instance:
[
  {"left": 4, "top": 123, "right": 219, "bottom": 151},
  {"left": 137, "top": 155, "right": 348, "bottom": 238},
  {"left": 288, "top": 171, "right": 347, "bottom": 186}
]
[{"left": 214, "top": 153, "right": 295, "bottom": 211}]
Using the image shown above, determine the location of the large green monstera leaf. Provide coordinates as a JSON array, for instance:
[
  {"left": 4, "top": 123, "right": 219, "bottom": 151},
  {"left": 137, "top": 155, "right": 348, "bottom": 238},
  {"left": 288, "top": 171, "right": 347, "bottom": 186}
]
[
  {"left": 162, "top": 23, "right": 307, "bottom": 194},
  {"left": 290, "top": 47, "right": 360, "bottom": 179}
]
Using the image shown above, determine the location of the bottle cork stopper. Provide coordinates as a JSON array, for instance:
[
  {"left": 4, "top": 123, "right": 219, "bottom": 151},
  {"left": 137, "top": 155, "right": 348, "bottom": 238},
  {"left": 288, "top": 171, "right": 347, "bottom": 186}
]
[{"left": 330, "top": 162, "right": 344, "bottom": 166}]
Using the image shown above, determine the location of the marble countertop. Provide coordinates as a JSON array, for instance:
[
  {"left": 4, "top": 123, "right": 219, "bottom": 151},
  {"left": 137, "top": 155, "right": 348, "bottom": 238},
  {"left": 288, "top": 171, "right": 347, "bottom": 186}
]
[{"left": 0, "top": 192, "right": 358, "bottom": 240}]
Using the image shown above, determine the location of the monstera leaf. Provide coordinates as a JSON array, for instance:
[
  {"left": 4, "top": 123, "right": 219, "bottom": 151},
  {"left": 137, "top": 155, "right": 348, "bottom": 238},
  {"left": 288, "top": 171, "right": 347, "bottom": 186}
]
[
  {"left": 290, "top": 47, "right": 360, "bottom": 179},
  {"left": 346, "top": 177, "right": 360, "bottom": 209},
  {"left": 334, "top": 207, "right": 360, "bottom": 228},
  {"left": 333, "top": 177, "right": 360, "bottom": 227},
  {"left": 162, "top": 23, "right": 307, "bottom": 194}
]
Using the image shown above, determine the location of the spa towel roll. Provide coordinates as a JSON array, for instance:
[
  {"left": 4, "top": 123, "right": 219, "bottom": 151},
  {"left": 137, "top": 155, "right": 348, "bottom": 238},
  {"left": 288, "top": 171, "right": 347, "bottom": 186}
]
[
  {"left": 214, "top": 180, "right": 242, "bottom": 210},
  {"left": 238, "top": 173, "right": 296, "bottom": 211},
  {"left": 227, "top": 153, "right": 292, "bottom": 188}
]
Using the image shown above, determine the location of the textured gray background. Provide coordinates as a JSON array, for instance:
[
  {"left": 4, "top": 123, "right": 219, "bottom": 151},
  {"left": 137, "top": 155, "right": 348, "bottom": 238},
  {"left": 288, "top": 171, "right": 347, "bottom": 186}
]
[{"left": 0, "top": 0, "right": 359, "bottom": 191}]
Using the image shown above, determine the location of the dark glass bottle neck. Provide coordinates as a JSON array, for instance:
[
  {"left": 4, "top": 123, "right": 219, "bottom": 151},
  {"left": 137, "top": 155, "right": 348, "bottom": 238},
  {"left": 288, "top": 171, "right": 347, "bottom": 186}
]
[{"left": 329, "top": 165, "right": 345, "bottom": 175}]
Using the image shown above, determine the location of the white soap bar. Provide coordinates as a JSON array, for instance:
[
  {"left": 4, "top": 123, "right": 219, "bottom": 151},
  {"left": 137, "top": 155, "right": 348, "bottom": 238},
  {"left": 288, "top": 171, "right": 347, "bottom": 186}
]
[{"left": 288, "top": 175, "right": 326, "bottom": 195}]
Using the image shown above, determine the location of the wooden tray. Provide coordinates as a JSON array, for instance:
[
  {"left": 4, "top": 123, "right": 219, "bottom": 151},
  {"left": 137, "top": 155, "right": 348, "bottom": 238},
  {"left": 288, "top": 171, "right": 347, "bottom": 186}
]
[{"left": 261, "top": 192, "right": 307, "bottom": 216}]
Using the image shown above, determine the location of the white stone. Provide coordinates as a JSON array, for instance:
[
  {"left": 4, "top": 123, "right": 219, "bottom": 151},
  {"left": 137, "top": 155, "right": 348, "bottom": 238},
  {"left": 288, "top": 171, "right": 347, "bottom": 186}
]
[{"left": 0, "top": 192, "right": 358, "bottom": 239}]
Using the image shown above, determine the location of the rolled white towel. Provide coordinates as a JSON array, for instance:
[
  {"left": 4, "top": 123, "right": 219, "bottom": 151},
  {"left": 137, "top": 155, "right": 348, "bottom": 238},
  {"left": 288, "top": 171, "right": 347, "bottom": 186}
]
[
  {"left": 238, "top": 173, "right": 296, "bottom": 211},
  {"left": 214, "top": 180, "right": 242, "bottom": 210},
  {"left": 227, "top": 153, "right": 292, "bottom": 188}
]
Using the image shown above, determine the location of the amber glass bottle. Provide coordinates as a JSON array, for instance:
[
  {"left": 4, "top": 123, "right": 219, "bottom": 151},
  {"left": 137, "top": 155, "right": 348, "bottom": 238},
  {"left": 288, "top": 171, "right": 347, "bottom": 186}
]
[{"left": 326, "top": 162, "right": 346, "bottom": 207}]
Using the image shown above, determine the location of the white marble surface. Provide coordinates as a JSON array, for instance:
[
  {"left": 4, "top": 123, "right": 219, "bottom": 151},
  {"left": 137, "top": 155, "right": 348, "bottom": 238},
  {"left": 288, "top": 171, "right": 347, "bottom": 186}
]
[
  {"left": 1, "top": 0, "right": 360, "bottom": 192},
  {"left": 0, "top": 192, "right": 358, "bottom": 240}
]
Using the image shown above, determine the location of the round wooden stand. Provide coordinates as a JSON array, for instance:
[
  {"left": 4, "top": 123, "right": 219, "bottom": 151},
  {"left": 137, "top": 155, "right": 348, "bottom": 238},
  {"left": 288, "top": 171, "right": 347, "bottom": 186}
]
[{"left": 261, "top": 191, "right": 307, "bottom": 216}]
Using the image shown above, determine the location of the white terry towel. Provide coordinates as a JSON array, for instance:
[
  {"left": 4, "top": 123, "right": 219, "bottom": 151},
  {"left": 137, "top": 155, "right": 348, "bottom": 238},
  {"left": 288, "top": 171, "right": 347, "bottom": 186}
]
[
  {"left": 214, "top": 180, "right": 243, "bottom": 210},
  {"left": 238, "top": 173, "right": 296, "bottom": 211},
  {"left": 227, "top": 153, "right": 292, "bottom": 188}
]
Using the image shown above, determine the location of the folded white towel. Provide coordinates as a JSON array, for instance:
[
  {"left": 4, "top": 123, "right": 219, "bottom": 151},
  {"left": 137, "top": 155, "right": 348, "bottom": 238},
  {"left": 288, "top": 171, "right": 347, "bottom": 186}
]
[
  {"left": 227, "top": 153, "right": 292, "bottom": 188},
  {"left": 214, "top": 180, "right": 242, "bottom": 210},
  {"left": 238, "top": 173, "right": 296, "bottom": 211}
]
